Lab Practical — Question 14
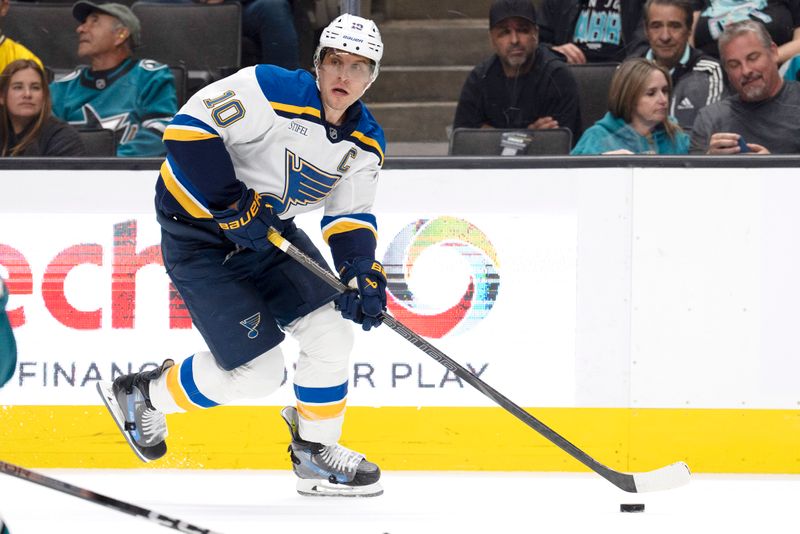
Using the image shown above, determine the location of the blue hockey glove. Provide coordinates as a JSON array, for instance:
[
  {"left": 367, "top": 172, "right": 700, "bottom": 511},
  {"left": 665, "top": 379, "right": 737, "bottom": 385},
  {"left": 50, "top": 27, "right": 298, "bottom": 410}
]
[
  {"left": 212, "top": 189, "right": 283, "bottom": 252},
  {"left": 336, "top": 258, "right": 387, "bottom": 331}
]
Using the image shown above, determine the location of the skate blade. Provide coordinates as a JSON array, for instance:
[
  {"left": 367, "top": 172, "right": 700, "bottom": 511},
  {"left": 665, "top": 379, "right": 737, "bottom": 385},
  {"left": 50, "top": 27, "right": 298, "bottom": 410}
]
[
  {"left": 296, "top": 478, "right": 383, "bottom": 498},
  {"left": 96, "top": 381, "right": 164, "bottom": 463}
]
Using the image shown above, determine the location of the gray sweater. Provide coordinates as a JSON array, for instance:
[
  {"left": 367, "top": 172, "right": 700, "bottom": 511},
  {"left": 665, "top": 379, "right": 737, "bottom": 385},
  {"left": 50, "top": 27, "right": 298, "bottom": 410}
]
[{"left": 690, "top": 81, "right": 800, "bottom": 154}]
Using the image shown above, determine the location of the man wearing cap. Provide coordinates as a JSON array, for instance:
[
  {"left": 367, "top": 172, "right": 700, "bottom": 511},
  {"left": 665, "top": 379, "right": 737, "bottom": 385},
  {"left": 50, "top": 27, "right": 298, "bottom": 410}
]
[
  {"left": 50, "top": 1, "right": 176, "bottom": 157},
  {"left": 453, "top": 0, "right": 582, "bottom": 141}
]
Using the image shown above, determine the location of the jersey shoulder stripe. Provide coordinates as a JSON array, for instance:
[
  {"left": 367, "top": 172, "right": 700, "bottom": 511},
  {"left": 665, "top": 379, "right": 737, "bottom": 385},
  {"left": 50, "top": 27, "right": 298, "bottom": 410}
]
[
  {"left": 160, "top": 157, "right": 213, "bottom": 219},
  {"left": 164, "top": 114, "right": 220, "bottom": 142},
  {"left": 350, "top": 104, "right": 385, "bottom": 165},
  {"left": 255, "top": 65, "right": 320, "bottom": 108}
]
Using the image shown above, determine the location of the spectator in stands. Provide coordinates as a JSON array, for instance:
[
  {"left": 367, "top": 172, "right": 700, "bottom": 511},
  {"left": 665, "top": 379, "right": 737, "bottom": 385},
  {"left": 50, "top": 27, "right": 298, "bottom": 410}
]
[
  {"left": 537, "top": 0, "right": 648, "bottom": 64},
  {"left": 50, "top": 2, "right": 176, "bottom": 157},
  {"left": 453, "top": 0, "right": 582, "bottom": 139},
  {"left": 633, "top": 0, "right": 725, "bottom": 130},
  {"left": 690, "top": 20, "right": 800, "bottom": 154},
  {"left": 572, "top": 58, "right": 689, "bottom": 154},
  {"left": 0, "top": 0, "right": 43, "bottom": 72},
  {"left": 693, "top": 0, "right": 800, "bottom": 64},
  {"left": 0, "top": 59, "right": 85, "bottom": 156},
  {"left": 145, "top": 0, "right": 299, "bottom": 69}
]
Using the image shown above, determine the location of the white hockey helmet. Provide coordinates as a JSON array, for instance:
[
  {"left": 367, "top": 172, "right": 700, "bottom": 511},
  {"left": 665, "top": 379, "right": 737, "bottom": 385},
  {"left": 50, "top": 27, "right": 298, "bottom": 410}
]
[{"left": 314, "top": 13, "right": 384, "bottom": 83}]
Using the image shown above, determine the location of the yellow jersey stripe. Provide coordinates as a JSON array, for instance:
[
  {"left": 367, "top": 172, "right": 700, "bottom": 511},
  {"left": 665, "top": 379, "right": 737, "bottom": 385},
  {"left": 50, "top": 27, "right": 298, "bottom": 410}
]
[
  {"left": 163, "top": 126, "right": 219, "bottom": 142},
  {"left": 160, "top": 161, "right": 213, "bottom": 219},
  {"left": 166, "top": 365, "right": 201, "bottom": 412},
  {"left": 270, "top": 101, "right": 321, "bottom": 118},
  {"left": 297, "top": 399, "right": 347, "bottom": 421},
  {"left": 351, "top": 130, "right": 385, "bottom": 164},
  {"left": 322, "top": 220, "right": 378, "bottom": 244}
]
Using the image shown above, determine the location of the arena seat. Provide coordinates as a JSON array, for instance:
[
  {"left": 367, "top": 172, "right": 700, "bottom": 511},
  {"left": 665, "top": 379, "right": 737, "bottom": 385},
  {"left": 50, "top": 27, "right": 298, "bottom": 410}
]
[
  {"left": 77, "top": 128, "right": 116, "bottom": 157},
  {"left": 131, "top": 2, "right": 242, "bottom": 91},
  {"left": 2, "top": 3, "right": 81, "bottom": 70},
  {"left": 567, "top": 62, "right": 619, "bottom": 132},
  {"left": 449, "top": 127, "right": 573, "bottom": 156}
]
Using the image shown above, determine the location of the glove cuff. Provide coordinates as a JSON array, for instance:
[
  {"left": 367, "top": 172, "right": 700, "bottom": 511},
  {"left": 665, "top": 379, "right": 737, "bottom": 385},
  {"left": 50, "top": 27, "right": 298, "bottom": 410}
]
[
  {"left": 339, "top": 257, "right": 387, "bottom": 284},
  {"left": 214, "top": 190, "right": 264, "bottom": 231}
]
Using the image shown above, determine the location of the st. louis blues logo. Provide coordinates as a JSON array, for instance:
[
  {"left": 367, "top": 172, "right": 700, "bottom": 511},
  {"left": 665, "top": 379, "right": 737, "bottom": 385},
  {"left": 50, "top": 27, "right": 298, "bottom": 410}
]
[
  {"left": 240, "top": 312, "right": 261, "bottom": 339},
  {"left": 263, "top": 150, "right": 341, "bottom": 214}
]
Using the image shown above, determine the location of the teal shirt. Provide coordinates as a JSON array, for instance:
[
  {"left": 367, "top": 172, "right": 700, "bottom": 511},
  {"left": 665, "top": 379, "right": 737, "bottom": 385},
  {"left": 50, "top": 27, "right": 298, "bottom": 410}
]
[
  {"left": 571, "top": 112, "right": 690, "bottom": 155},
  {"left": 783, "top": 55, "right": 800, "bottom": 82},
  {"left": 50, "top": 58, "right": 176, "bottom": 157}
]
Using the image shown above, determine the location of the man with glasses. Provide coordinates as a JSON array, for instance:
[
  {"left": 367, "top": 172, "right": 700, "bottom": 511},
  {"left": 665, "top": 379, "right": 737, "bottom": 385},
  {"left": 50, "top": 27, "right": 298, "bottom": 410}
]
[
  {"left": 98, "top": 14, "right": 387, "bottom": 497},
  {"left": 453, "top": 0, "right": 582, "bottom": 141}
]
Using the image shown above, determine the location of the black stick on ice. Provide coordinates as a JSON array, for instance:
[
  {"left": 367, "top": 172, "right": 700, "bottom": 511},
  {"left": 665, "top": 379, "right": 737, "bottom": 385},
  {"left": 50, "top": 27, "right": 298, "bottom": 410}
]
[
  {"left": 0, "top": 460, "right": 222, "bottom": 533},
  {"left": 267, "top": 227, "right": 691, "bottom": 493}
]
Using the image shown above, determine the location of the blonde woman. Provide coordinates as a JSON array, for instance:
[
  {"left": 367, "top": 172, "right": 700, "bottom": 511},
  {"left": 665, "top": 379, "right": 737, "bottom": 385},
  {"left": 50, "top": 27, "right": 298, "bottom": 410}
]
[
  {"left": 572, "top": 58, "right": 690, "bottom": 155},
  {"left": 0, "top": 60, "right": 84, "bottom": 156}
]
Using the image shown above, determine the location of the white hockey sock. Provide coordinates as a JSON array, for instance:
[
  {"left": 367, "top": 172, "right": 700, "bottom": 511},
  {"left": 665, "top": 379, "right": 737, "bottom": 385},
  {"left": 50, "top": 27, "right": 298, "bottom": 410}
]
[{"left": 149, "top": 347, "right": 285, "bottom": 413}]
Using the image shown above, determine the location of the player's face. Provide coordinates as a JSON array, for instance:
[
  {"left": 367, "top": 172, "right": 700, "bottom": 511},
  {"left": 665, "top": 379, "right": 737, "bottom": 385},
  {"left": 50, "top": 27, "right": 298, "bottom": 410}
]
[
  {"left": 490, "top": 18, "right": 538, "bottom": 71},
  {"left": 317, "top": 50, "right": 373, "bottom": 113},
  {"left": 77, "top": 12, "right": 125, "bottom": 58},
  {"left": 632, "top": 69, "right": 670, "bottom": 130},
  {"left": 1, "top": 67, "right": 45, "bottom": 126},
  {"left": 645, "top": 4, "right": 690, "bottom": 69},
  {"left": 722, "top": 32, "right": 781, "bottom": 102}
]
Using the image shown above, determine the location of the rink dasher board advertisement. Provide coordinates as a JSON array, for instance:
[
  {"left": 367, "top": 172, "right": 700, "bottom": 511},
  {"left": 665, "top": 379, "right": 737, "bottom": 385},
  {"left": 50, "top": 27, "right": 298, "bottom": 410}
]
[
  {"left": 2, "top": 166, "right": 800, "bottom": 473},
  {"left": 0, "top": 209, "right": 576, "bottom": 407}
]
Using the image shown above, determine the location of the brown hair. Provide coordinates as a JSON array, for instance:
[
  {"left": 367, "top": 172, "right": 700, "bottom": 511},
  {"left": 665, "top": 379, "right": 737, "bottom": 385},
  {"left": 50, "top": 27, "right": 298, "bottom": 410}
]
[
  {"left": 0, "top": 60, "right": 52, "bottom": 157},
  {"left": 607, "top": 58, "right": 680, "bottom": 139}
]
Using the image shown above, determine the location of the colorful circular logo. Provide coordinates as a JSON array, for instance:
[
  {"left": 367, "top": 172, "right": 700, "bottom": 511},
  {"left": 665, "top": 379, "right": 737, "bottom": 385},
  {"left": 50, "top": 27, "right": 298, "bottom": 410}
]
[{"left": 382, "top": 217, "right": 500, "bottom": 338}]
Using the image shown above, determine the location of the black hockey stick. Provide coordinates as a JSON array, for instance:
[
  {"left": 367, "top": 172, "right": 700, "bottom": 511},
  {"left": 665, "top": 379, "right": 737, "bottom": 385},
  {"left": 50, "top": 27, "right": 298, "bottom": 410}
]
[
  {"left": 0, "top": 460, "right": 222, "bottom": 533},
  {"left": 267, "top": 228, "right": 690, "bottom": 493}
]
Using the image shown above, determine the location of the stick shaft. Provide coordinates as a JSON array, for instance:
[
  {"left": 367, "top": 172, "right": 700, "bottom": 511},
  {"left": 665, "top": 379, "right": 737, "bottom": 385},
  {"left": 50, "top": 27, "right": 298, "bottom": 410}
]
[
  {"left": 0, "top": 460, "right": 222, "bottom": 533},
  {"left": 266, "top": 228, "right": 637, "bottom": 491}
]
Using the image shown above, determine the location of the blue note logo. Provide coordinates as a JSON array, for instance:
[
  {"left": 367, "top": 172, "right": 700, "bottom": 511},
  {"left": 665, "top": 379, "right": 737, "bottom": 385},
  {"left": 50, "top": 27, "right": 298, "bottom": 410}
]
[
  {"left": 240, "top": 312, "right": 261, "bottom": 339},
  {"left": 262, "top": 150, "right": 342, "bottom": 214}
]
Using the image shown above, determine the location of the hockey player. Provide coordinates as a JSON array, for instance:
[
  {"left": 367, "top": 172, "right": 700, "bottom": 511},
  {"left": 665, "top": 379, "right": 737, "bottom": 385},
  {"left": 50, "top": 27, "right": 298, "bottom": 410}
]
[
  {"left": 98, "top": 14, "right": 387, "bottom": 498},
  {"left": 0, "top": 278, "right": 16, "bottom": 389}
]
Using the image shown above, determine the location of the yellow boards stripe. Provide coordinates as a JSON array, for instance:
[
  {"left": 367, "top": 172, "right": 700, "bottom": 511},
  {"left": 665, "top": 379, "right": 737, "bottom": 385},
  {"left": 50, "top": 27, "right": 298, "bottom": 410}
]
[{"left": 2, "top": 406, "right": 799, "bottom": 472}]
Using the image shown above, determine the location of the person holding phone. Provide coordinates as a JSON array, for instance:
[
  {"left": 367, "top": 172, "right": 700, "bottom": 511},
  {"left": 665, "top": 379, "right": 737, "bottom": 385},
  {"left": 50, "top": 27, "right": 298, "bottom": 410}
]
[{"left": 690, "top": 19, "right": 800, "bottom": 154}]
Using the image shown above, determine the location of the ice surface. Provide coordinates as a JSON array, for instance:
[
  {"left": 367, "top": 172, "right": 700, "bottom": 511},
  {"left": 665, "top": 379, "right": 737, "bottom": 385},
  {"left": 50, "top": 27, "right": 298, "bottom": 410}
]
[{"left": 1, "top": 469, "right": 798, "bottom": 533}]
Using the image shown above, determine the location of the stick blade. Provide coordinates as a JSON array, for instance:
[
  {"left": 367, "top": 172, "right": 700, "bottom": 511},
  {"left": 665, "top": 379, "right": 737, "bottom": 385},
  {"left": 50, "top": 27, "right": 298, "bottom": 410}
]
[{"left": 632, "top": 461, "right": 691, "bottom": 493}]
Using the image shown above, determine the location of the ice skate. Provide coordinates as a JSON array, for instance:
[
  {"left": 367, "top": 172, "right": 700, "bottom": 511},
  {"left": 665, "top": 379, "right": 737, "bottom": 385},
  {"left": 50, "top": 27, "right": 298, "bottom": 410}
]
[
  {"left": 97, "top": 360, "right": 174, "bottom": 462},
  {"left": 280, "top": 406, "right": 383, "bottom": 497}
]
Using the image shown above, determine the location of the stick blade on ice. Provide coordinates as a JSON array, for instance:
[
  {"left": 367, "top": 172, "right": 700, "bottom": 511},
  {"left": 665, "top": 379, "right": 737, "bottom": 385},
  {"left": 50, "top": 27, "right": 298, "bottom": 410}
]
[{"left": 631, "top": 461, "right": 691, "bottom": 493}]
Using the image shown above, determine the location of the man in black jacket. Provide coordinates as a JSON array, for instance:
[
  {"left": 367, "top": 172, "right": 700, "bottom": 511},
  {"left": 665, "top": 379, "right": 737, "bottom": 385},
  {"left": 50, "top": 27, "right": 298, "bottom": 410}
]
[
  {"left": 633, "top": 0, "right": 725, "bottom": 129},
  {"left": 453, "top": 0, "right": 582, "bottom": 139},
  {"left": 538, "top": 0, "right": 647, "bottom": 64}
]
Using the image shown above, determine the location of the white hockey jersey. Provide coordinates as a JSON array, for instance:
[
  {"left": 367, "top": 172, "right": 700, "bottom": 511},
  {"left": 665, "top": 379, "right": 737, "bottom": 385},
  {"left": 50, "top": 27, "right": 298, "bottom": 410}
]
[{"left": 156, "top": 65, "right": 385, "bottom": 258}]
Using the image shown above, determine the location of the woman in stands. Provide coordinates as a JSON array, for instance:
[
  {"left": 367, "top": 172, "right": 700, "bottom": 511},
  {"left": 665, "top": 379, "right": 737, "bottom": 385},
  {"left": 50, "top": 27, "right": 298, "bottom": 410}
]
[
  {"left": 0, "top": 60, "right": 84, "bottom": 156},
  {"left": 571, "top": 58, "right": 689, "bottom": 155}
]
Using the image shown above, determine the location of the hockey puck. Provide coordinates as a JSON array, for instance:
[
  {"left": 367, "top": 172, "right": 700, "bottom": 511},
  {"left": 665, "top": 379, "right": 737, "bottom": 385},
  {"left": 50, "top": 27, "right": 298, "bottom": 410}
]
[{"left": 620, "top": 503, "right": 645, "bottom": 513}]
